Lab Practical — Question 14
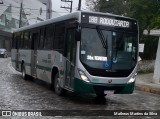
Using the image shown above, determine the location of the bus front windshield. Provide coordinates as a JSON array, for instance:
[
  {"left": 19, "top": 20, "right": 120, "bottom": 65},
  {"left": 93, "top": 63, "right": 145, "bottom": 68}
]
[{"left": 80, "top": 28, "right": 138, "bottom": 71}]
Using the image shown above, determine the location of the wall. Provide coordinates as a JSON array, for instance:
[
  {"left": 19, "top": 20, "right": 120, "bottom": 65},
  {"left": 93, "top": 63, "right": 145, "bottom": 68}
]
[
  {"left": 153, "top": 38, "right": 160, "bottom": 83},
  {"left": 0, "top": 30, "right": 12, "bottom": 50},
  {"left": 138, "top": 60, "right": 155, "bottom": 73}
]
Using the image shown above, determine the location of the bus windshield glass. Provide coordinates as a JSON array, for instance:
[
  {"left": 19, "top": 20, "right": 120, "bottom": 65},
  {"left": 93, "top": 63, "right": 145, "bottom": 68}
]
[{"left": 80, "top": 28, "right": 138, "bottom": 70}]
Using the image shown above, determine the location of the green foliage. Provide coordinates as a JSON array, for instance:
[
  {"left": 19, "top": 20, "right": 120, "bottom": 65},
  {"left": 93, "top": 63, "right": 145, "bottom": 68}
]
[
  {"left": 150, "top": 15, "right": 160, "bottom": 29},
  {"left": 128, "top": 0, "right": 160, "bottom": 38},
  {"left": 90, "top": 0, "right": 130, "bottom": 15}
]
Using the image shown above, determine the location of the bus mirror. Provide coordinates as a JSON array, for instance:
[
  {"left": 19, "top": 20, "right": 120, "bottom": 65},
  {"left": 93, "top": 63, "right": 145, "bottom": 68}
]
[{"left": 75, "top": 30, "right": 80, "bottom": 41}]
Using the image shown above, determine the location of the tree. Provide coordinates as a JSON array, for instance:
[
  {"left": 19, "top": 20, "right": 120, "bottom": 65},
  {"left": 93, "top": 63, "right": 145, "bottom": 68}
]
[
  {"left": 86, "top": 0, "right": 99, "bottom": 11},
  {"left": 128, "top": 0, "right": 160, "bottom": 38},
  {"left": 86, "top": 0, "right": 130, "bottom": 15}
]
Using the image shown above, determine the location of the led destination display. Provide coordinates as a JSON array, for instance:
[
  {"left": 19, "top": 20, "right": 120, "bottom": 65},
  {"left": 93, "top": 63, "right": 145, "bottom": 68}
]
[
  {"left": 81, "top": 13, "right": 137, "bottom": 30},
  {"left": 89, "top": 16, "right": 130, "bottom": 28}
]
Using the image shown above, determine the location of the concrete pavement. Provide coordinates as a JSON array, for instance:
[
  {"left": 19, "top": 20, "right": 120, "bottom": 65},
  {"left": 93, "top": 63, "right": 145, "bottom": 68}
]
[{"left": 135, "top": 73, "right": 160, "bottom": 95}]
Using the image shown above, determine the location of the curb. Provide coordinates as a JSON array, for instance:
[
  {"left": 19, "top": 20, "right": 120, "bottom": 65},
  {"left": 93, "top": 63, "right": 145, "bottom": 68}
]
[{"left": 135, "top": 85, "right": 160, "bottom": 95}]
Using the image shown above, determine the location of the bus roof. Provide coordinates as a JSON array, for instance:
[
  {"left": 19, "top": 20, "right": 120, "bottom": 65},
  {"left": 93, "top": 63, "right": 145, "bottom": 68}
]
[
  {"left": 14, "top": 11, "right": 81, "bottom": 33},
  {"left": 14, "top": 11, "right": 137, "bottom": 33}
]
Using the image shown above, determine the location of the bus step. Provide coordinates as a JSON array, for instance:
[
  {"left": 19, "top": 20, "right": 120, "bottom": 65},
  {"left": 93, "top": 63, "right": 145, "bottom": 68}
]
[
  {"left": 32, "top": 74, "right": 37, "bottom": 79},
  {"left": 65, "top": 86, "right": 73, "bottom": 92}
]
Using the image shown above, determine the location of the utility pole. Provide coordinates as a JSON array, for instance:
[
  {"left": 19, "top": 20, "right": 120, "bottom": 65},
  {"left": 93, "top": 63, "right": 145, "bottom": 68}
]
[
  {"left": 78, "top": 0, "right": 81, "bottom": 10},
  {"left": 19, "top": 0, "right": 23, "bottom": 28},
  {"left": 61, "top": 0, "right": 73, "bottom": 13}
]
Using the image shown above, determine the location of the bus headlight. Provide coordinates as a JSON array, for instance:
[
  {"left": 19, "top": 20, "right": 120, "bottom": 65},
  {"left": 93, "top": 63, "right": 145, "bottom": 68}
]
[
  {"left": 128, "top": 73, "right": 137, "bottom": 83},
  {"left": 78, "top": 70, "right": 90, "bottom": 82}
]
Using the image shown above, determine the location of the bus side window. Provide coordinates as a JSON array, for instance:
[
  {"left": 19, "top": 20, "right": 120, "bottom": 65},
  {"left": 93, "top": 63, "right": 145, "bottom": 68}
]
[
  {"left": 54, "top": 23, "right": 65, "bottom": 53},
  {"left": 31, "top": 28, "right": 39, "bottom": 50},
  {"left": 24, "top": 31, "right": 29, "bottom": 49},
  {"left": 39, "top": 28, "right": 45, "bottom": 49},
  {"left": 17, "top": 32, "right": 21, "bottom": 49},
  {"left": 44, "top": 25, "right": 53, "bottom": 50},
  {"left": 12, "top": 34, "right": 16, "bottom": 49},
  {"left": 20, "top": 32, "right": 24, "bottom": 49},
  {"left": 28, "top": 32, "right": 32, "bottom": 49}
]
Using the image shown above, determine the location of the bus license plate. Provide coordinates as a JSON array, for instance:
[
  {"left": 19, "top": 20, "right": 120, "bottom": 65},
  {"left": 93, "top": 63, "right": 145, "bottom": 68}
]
[{"left": 104, "top": 90, "right": 114, "bottom": 95}]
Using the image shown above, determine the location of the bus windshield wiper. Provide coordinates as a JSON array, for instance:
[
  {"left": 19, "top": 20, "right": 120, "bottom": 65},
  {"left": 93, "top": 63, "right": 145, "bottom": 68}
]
[{"left": 96, "top": 27, "right": 108, "bottom": 49}]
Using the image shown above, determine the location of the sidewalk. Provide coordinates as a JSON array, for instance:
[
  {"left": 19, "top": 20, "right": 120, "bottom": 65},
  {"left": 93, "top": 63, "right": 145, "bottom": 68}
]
[{"left": 135, "top": 73, "right": 160, "bottom": 95}]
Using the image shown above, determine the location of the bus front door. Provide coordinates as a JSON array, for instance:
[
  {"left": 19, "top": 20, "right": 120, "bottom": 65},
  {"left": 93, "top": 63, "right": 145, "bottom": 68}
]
[
  {"left": 65, "top": 29, "right": 76, "bottom": 89},
  {"left": 31, "top": 33, "right": 38, "bottom": 77}
]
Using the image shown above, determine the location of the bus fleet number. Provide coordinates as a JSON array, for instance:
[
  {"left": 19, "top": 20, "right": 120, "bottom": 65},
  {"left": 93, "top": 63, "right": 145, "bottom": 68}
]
[{"left": 89, "top": 16, "right": 98, "bottom": 24}]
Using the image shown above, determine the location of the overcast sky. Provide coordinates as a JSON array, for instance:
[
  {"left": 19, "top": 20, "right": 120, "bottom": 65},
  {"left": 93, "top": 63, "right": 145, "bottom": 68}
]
[{"left": 52, "top": 0, "right": 87, "bottom": 15}]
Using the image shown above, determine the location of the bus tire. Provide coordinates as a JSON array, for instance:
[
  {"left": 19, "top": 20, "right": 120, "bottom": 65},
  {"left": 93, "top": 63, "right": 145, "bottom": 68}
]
[
  {"left": 54, "top": 73, "right": 66, "bottom": 96},
  {"left": 21, "top": 64, "right": 28, "bottom": 80},
  {"left": 96, "top": 93, "right": 107, "bottom": 97}
]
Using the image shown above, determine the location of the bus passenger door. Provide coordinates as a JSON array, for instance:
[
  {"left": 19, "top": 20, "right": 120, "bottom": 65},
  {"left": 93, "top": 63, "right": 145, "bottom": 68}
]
[
  {"left": 31, "top": 33, "right": 38, "bottom": 77},
  {"left": 65, "top": 29, "right": 76, "bottom": 89}
]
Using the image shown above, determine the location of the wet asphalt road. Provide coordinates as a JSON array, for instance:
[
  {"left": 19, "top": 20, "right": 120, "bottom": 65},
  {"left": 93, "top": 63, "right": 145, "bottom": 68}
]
[{"left": 0, "top": 58, "right": 160, "bottom": 119}]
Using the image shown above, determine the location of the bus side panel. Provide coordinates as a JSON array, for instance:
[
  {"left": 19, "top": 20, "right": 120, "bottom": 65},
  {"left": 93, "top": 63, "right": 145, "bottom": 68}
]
[
  {"left": 35, "top": 50, "right": 66, "bottom": 85},
  {"left": 36, "top": 50, "right": 53, "bottom": 83},
  {"left": 18, "top": 49, "right": 32, "bottom": 75},
  {"left": 51, "top": 51, "right": 66, "bottom": 88},
  {"left": 11, "top": 49, "right": 17, "bottom": 70}
]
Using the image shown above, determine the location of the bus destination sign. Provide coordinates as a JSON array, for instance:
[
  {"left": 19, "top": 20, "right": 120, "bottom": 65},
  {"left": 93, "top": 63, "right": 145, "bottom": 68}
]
[
  {"left": 88, "top": 16, "right": 130, "bottom": 28},
  {"left": 82, "top": 14, "right": 132, "bottom": 28}
]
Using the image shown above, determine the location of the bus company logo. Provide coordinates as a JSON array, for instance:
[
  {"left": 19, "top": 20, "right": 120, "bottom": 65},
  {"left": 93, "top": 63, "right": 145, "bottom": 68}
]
[
  {"left": 108, "top": 79, "right": 112, "bottom": 83},
  {"left": 2, "top": 111, "right": 11, "bottom": 116}
]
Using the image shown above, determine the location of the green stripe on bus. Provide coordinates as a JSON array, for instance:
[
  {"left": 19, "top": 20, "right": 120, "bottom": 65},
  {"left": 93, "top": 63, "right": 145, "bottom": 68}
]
[
  {"left": 11, "top": 59, "right": 16, "bottom": 62},
  {"left": 24, "top": 62, "right": 31, "bottom": 66},
  {"left": 36, "top": 65, "right": 52, "bottom": 72},
  {"left": 12, "top": 60, "right": 31, "bottom": 66},
  {"left": 12, "top": 60, "right": 51, "bottom": 72}
]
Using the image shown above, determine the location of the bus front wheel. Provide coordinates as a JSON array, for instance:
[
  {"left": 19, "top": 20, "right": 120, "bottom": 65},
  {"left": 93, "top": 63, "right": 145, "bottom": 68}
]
[
  {"left": 54, "top": 73, "right": 66, "bottom": 96},
  {"left": 96, "top": 93, "right": 107, "bottom": 97}
]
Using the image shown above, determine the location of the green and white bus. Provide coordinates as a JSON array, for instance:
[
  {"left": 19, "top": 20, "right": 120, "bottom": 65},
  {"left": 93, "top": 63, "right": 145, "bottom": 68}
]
[{"left": 11, "top": 11, "right": 138, "bottom": 96}]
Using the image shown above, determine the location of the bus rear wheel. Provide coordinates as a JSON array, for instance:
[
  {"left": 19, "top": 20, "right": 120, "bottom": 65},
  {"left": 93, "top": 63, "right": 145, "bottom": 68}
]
[{"left": 54, "top": 73, "right": 66, "bottom": 96}]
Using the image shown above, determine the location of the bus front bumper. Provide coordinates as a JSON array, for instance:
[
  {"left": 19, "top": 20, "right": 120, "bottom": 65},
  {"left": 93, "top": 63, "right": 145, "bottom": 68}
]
[{"left": 74, "top": 78, "right": 135, "bottom": 94}]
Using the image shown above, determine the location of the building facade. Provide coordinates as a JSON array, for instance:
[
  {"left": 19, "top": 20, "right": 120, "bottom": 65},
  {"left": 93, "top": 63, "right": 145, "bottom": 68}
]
[
  {"left": 0, "top": 0, "right": 48, "bottom": 32},
  {"left": 0, "top": 29, "right": 12, "bottom": 52},
  {"left": 38, "top": 0, "right": 52, "bottom": 19},
  {"left": 0, "top": 0, "right": 50, "bottom": 52}
]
